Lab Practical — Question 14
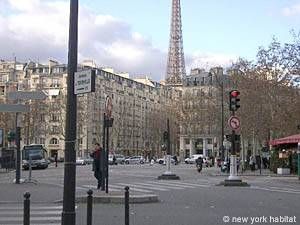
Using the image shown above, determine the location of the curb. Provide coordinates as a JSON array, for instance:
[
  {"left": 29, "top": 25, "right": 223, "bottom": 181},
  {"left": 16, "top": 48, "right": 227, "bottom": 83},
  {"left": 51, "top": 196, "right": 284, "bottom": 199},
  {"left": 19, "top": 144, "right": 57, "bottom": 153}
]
[{"left": 54, "top": 194, "right": 159, "bottom": 204}]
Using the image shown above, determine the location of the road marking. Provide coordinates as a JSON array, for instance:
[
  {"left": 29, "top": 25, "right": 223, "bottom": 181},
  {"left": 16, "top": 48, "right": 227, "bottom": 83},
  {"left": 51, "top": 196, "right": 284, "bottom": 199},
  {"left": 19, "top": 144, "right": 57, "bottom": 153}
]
[
  {"left": 0, "top": 206, "right": 63, "bottom": 210},
  {"left": 251, "top": 185, "right": 300, "bottom": 194},
  {"left": 117, "top": 183, "right": 169, "bottom": 191},
  {"left": 81, "top": 184, "right": 120, "bottom": 192},
  {"left": 108, "top": 184, "right": 153, "bottom": 193},
  {"left": 0, "top": 210, "right": 61, "bottom": 215},
  {"left": 0, "top": 217, "right": 61, "bottom": 222},
  {"left": 163, "top": 181, "right": 210, "bottom": 187},
  {"left": 145, "top": 181, "right": 185, "bottom": 189}
]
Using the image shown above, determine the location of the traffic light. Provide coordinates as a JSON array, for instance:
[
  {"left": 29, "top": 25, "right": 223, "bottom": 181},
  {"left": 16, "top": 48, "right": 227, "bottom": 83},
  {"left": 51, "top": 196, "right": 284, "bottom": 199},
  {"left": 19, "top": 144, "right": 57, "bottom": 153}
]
[
  {"left": 7, "top": 131, "right": 16, "bottom": 142},
  {"left": 229, "top": 90, "right": 240, "bottom": 111},
  {"left": 163, "top": 131, "right": 168, "bottom": 143}
]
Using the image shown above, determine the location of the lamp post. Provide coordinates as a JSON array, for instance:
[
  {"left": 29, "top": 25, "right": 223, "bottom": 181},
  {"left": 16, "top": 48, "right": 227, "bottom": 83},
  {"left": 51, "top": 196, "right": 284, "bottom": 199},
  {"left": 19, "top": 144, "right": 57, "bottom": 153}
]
[
  {"left": 297, "top": 142, "right": 300, "bottom": 180},
  {"left": 61, "top": 0, "right": 78, "bottom": 224}
]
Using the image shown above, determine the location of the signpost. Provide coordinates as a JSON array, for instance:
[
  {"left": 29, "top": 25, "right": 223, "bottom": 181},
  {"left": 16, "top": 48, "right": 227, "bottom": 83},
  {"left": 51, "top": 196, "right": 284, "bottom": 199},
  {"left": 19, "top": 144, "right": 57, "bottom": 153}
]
[
  {"left": 7, "top": 91, "right": 47, "bottom": 101},
  {"left": 3, "top": 91, "right": 46, "bottom": 184},
  {"left": 0, "top": 104, "right": 30, "bottom": 112},
  {"left": 74, "top": 69, "right": 95, "bottom": 95},
  {"left": 102, "top": 96, "right": 114, "bottom": 193},
  {"left": 228, "top": 116, "right": 240, "bottom": 130}
]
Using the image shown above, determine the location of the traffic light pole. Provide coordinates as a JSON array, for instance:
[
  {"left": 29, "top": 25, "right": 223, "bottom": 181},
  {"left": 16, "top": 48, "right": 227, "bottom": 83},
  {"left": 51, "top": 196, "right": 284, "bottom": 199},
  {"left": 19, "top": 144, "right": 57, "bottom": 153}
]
[
  {"left": 158, "top": 119, "right": 179, "bottom": 180},
  {"left": 228, "top": 127, "right": 239, "bottom": 181},
  {"left": 221, "top": 90, "right": 248, "bottom": 186}
]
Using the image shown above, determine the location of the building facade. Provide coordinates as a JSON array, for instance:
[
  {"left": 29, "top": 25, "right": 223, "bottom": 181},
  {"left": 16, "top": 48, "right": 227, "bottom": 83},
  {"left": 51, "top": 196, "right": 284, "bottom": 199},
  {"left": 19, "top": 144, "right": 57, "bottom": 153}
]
[
  {"left": 0, "top": 59, "right": 181, "bottom": 160},
  {"left": 179, "top": 67, "right": 231, "bottom": 159}
]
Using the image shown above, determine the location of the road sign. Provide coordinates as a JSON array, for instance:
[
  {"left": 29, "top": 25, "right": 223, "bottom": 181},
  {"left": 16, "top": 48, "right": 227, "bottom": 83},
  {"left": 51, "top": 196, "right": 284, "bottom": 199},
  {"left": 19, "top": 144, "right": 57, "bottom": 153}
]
[
  {"left": 74, "top": 69, "right": 96, "bottom": 95},
  {"left": 0, "top": 104, "right": 30, "bottom": 112},
  {"left": 7, "top": 91, "right": 47, "bottom": 100},
  {"left": 228, "top": 116, "right": 240, "bottom": 130},
  {"left": 105, "top": 96, "right": 113, "bottom": 118}
]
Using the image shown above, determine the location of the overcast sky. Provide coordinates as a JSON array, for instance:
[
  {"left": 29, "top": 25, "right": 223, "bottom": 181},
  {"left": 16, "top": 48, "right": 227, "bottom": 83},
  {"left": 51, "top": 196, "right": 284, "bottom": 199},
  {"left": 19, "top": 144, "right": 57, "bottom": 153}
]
[{"left": 0, "top": 0, "right": 299, "bottom": 81}]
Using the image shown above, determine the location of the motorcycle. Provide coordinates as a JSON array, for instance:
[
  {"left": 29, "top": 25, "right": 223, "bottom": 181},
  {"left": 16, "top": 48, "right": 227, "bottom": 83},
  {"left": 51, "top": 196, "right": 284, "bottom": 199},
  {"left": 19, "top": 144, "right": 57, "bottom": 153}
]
[{"left": 196, "top": 163, "right": 202, "bottom": 173}]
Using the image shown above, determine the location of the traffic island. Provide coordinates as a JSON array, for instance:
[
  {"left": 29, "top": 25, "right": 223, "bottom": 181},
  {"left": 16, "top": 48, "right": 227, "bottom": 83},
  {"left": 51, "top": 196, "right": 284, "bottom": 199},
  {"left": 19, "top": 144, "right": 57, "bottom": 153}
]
[
  {"left": 217, "top": 179, "right": 250, "bottom": 187},
  {"left": 158, "top": 173, "right": 180, "bottom": 180},
  {"left": 73, "top": 193, "right": 159, "bottom": 204}
]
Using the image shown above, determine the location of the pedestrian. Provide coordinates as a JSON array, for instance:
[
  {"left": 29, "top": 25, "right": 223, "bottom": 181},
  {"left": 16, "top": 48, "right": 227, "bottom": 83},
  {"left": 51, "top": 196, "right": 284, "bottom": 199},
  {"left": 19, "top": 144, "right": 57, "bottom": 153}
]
[
  {"left": 237, "top": 158, "right": 240, "bottom": 173},
  {"left": 90, "top": 143, "right": 102, "bottom": 189},
  {"left": 196, "top": 156, "right": 203, "bottom": 173},
  {"left": 173, "top": 155, "right": 178, "bottom": 165},
  {"left": 54, "top": 153, "right": 58, "bottom": 168},
  {"left": 249, "top": 155, "right": 255, "bottom": 171}
]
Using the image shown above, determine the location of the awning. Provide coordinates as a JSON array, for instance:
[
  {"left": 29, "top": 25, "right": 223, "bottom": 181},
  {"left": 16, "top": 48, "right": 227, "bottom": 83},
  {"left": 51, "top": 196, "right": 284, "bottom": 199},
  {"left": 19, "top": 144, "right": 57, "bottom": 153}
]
[{"left": 269, "top": 134, "right": 300, "bottom": 146}]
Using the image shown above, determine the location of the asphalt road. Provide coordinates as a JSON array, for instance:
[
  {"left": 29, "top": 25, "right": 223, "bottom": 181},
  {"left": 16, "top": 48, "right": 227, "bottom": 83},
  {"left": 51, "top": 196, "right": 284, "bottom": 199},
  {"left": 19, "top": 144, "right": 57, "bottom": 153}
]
[{"left": 1, "top": 162, "right": 300, "bottom": 225}]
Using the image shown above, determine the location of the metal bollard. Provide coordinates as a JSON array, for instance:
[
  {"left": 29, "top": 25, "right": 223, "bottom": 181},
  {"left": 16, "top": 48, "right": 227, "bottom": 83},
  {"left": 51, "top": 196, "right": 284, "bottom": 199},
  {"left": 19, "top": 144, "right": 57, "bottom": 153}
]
[
  {"left": 87, "top": 189, "right": 93, "bottom": 225},
  {"left": 23, "top": 192, "right": 30, "bottom": 225},
  {"left": 124, "top": 186, "right": 129, "bottom": 225}
]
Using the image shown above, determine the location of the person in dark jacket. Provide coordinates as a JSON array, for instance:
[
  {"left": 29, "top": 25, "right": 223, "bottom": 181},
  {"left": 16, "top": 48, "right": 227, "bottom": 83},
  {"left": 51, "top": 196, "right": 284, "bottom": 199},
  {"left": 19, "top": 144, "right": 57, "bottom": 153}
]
[
  {"left": 196, "top": 156, "right": 203, "bottom": 172},
  {"left": 90, "top": 143, "right": 102, "bottom": 189}
]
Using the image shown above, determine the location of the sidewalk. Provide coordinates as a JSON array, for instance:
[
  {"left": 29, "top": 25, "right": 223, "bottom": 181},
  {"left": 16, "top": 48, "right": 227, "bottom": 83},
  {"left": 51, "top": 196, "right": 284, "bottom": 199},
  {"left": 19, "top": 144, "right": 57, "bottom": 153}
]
[
  {"left": 0, "top": 174, "right": 158, "bottom": 204},
  {"left": 206, "top": 166, "right": 298, "bottom": 177}
]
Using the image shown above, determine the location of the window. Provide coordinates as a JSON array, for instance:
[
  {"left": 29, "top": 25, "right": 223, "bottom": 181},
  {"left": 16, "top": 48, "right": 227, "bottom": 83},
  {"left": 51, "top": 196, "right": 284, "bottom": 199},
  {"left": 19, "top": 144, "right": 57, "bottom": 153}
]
[
  {"left": 39, "top": 138, "right": 45, "bottom": 144},
  {"left": 50, "top": 138, "right": 59, "bottom": 145},
  {"left": 51, "top": 114, "right": 59, "bottom": 122},
  {"left": 207, "top": 138, "right": 213, "bottom": 144},
  {"left": 51, "top": 126, "right": 59, "bottom": 134},
  {"left": 184, "top": 138, "right": 190, "bottom": 145},
  {"left": 40, "top": 114, "right": 45, "bottom": 122}
]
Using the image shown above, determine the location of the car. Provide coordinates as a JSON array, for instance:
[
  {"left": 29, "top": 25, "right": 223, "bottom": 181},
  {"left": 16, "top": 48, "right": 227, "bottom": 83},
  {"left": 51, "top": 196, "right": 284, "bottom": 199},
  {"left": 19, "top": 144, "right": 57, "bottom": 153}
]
[
  {"left": 114, "top": 154, "right": 125, "bottom": 164},
  {"left": 108, "top": 154, "right": 118, "bottom": 165},
  {"left": 76, "top": 157, "right": 86, "bottom": 165},
  {"left": 125, "top": 156, "right": 145, "bottom": 164},
  {"left": 184, "top": 154, "right": 203, "bottom": 164},
  {"left": 157, "top": 156, "right": 176, "bottom": 164},
  {"left": 83, "top": 156, "right": 93, "bottom": 165}
]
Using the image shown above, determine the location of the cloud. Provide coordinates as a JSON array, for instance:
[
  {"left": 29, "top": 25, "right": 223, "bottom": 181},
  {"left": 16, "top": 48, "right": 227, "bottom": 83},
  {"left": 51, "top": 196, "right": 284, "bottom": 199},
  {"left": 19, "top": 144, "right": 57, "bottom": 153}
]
[
  {"left": 186, "top": 52, "right": 238, "bottom": 73},
  {"left": 282, "top": 3, "right": 300, "bottom": 16},
  {"left": 0, "top": 0, "right": 237, "bottom": 81}
]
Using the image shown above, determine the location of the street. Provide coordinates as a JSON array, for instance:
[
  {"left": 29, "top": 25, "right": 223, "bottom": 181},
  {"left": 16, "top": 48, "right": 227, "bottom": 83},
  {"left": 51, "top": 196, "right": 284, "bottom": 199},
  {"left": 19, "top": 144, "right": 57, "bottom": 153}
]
[{"left": 0, "top": 163, "right": 300, "bottom": 225}]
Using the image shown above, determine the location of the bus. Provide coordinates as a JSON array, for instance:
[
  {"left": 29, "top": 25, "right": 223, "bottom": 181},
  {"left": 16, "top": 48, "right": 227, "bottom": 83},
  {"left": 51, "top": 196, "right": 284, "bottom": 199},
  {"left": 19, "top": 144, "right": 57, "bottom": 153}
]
[{"left": 22, "top": 144, "right": 49, "bottom": 170}]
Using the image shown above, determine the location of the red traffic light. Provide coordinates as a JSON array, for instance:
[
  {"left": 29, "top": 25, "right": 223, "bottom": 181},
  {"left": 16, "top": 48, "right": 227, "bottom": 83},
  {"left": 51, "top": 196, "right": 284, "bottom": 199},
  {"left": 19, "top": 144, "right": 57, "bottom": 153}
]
[{"left": 230, "top": 90, "right": 240, "bottom": 97}]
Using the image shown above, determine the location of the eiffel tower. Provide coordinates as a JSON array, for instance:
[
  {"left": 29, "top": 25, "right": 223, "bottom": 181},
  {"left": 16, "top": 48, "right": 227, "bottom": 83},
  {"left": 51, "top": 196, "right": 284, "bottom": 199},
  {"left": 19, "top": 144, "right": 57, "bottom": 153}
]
[{"left": 165, "top": 0, "right": 186, "bottom": 85}]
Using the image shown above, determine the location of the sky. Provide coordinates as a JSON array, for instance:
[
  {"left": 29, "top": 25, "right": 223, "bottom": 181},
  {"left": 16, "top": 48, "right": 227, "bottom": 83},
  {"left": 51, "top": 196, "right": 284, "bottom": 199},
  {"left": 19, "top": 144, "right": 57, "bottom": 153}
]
[{"left": 0, "top": 0, "right": 300, "bottom": 81}]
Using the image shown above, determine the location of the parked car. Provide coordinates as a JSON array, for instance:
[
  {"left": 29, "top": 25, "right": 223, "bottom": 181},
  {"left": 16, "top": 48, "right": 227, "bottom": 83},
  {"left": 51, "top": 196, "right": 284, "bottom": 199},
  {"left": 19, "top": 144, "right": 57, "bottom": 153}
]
[
  {"left": 157, "top": 156, "right": 176, "bottom": 164},
  {"left": 184, "top": 154, "right": 203, "bottom": 164},
  {"left": 83, "top": 156, "right": 94, "bottom": 165},
  {"left": 114, "top": 154, "right": 125, "bottom": 164},
  {"left": 76, "top": 157, "right": 86, "bottom": 165},
  {"left": 108, "top": 154, "right": 117, "bottom": 165},
  {"left": 125, "top": 156, "right": 145, "bottom": 164}
]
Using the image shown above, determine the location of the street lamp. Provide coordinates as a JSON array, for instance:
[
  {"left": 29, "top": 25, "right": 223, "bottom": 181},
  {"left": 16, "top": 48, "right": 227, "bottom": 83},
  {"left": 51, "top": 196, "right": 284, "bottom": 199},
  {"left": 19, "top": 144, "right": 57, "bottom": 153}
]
[
  {"left": 211, "top": 67, "right": 225, "bottom": 161},
  {"left": 297, "top": 142, "right": 300, "bottom": 180}
]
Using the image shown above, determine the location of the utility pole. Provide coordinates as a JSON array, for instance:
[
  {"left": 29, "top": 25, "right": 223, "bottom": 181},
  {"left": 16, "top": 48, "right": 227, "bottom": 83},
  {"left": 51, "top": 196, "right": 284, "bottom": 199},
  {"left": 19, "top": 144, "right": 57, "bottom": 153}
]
[
  {"left": 297, "top": 143, "right": 300, "bottom": 180},
  {"left": 61, "top": 0, "right": 78, "bottom": 224}
]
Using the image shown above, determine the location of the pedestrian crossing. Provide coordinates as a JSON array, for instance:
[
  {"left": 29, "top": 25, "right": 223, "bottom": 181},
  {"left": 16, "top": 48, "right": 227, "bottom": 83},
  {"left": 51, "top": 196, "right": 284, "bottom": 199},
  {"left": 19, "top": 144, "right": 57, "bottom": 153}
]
[
  {"left": 0, "top": 205, "right": 64, "bottom": 225},
  {"left": 250, "top": 185, "right": 300, "bottom": 195},
  {"left": 80, "top": 180, "right": 211, "bottom": 194}
]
